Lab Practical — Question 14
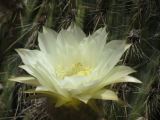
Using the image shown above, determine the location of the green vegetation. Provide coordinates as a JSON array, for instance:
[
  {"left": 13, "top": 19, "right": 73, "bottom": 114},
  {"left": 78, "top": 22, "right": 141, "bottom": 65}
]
[{"left": 0, "top": 0, "right": 160, "bottom": 120}]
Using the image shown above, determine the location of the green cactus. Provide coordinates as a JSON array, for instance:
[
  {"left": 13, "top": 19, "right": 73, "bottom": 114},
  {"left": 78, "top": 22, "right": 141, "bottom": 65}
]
[{"left": 0, "top": 0, "right": 160, "bottom": 120}]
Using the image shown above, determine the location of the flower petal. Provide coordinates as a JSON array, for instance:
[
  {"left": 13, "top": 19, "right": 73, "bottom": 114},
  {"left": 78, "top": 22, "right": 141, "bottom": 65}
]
[
  {"left": 102, "top": 40, "right": 128, "bottom": 71},
  {"left": 19, "top": 65, "right": 67, "bottom": 97},
  {"left": 91, "top": 27, "right": 107, "bottom": 47},
  {"left": 19, "top": 65, "right": 56, "bottom": 90},
  {"left": 25, "top": 86, "right": 71, "bottom": 107},
  {"left": 16, "top": 49, "right": 40, "bottom": 65},
  {"left": 111, "top": 76, "right": 142, "bottom": 84},
  {"left": 16, "top": 48, "right": 68, "bottom": 97},
  {"left": 91, "top": 66, "right": 141, "bottom": 92},
  {"left": 35, "top": 86, "right": 73, "bottom": 107},
  {"left": 57, "top": 29, "right": 79, "bottom": 46},
  {"left": 76, "top": 89, "right": 118, "bottom": 103},
  {"left": 9, "top": 76, "right": 40, "bottom": 86},
  {"left": 92, "top": 40, "right": 130, "bottom": 79},
  {"left": 36, "top": 86, "right": 53, "bottom": 91},
  {"left": 59, "top": 76, "right": 88, "bottom": 91},
  {"left": 16, "top": 49, "right": 57, "bottom": 80},
  {"left": 92, "top": 89, "right": 118, "bottom": 101},
  {"left": 56, "top": 29, "right": 81, "bottom": 66},
  {"left": 67, "top": 24, "right": 85, "bottom": 41},
  {"left": 105, "top": 65, "right": 136, "bottom": 82},
  {"left": 103, "top": 66, "right": 141, "bottom": 86},
  {"left": 38, "top": 27, "right": 58, "bottom": 53},
  {"left": 76, "top": 95, "right": 91, "bottom": 103},
  {"left": 95, "top": 76, "right": 141, "bottom": 92},
  {"left": 79, "top": 28, "right": 108, "bottom": 66}
]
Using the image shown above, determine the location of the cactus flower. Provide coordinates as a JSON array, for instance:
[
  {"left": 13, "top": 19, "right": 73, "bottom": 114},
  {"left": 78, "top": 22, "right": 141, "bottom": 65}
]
[{"left": 10, "top": 24, "right": 141, "bottom": 107}]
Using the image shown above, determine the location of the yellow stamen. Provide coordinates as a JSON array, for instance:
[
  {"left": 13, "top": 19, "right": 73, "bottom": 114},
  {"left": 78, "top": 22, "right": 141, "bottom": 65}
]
[{"left": 56, "top": 63, "right": 91, "bottom": 79}]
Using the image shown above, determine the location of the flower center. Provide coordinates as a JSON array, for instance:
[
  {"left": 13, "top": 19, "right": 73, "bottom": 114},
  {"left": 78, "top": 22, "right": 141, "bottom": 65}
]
[{"left": 56, "top": 62, "right": 91, "bottom": 79}]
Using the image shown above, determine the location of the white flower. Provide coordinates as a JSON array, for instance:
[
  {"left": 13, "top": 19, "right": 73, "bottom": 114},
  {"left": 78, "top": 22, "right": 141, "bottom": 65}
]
[{"left": 10, "top": 24, "right": 141, "bottom": 107}]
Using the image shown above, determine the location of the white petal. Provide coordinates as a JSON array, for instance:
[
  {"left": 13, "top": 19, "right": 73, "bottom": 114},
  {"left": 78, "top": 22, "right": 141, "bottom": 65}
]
[
  {"left": 80, "top": 28, "right": 108, "bottom": 66},
  {"left": 58, "top": 76, "right": 102, "bottom": 98},
  {"left": 59, "top": 76, "right": 88, "bottom": 91},
  {"left": 91, "top": 27, "right": 107, "bottom": 47},
  {"left": 105, "top": 65, "right": 136, "bottom": 82},
  {"left": 36, "top": 86, "right": 52, "bottom": 91},
  {"left": 19, "top": 65, "right": 56, "bottom": 90},
  {"left": 35, "top": 83, "right": 72, "bottom": 107},
  {"left": 57, "top": 29, "right": 79, "bottom": 46},
  {"left": 9, "top": 76, "right": 39, "bottom": 86},
  {"left": 16, "top": 49, "right": 56, "bottom": 70},
  {"left": 76, "top": 89, "right": 118, "bottom": 103},
  {"left": 38, "top": 27, "right": 57, "bottom": 53},
  {"left": 16, "top": 49, "right": 56, "bottom": 75},
  {"left": 92, "top": 89, "right": 118, "bottom": 101},
  {"left": 35, "top": 86, "right": 68, "bottom": 105},
  {"left": 24, "top": 87, "right": 69, "bottom": 107},
  {"left": 56, "top": 29, "right": 81, "bottom": 65},
  {"left": 111, "top": 76, "right": 142, "bottom": 84},
  {"left": 92, "top": 40, "right": 130, "bottom": 78},
  {"left": 76, "top": 95, "right": 91, "bottom": 103},
  {"left": 92, "top": 66, "right": 141, "bottom": 92},
  {"left": 102, "top": 66, "right": 141, "bottom": 86},
  {"left": 19, "top": 64, "right": 68, "bottom": 97},
  {"left": 64, "top": 80, "right": 102, "bottom": 103},
  {"left": 55, "top": 98, "right": 71, "bottom": 107},
  {"left": 16, "top": 48, "right": 68, "bottom": 96},
  {"left": 67, "top": 24, "right": 85, "bottom": 41},
  {"left": 35, "top": 86, "right": 70, "bottom": 106},
  {"left": 97, "top": 76, "right": 141, "bottom": 91},
  {"left": 16, "top": 49, "right": 40, "bottom": 65},
  {"left": 102, "top": 40, "right": 128, "bottom": 69}
]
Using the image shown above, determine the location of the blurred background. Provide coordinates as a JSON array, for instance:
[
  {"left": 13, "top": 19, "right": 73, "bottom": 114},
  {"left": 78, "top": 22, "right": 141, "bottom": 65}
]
[{"left": 0, "top": 0, "right": 160, "bottom": 120}]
